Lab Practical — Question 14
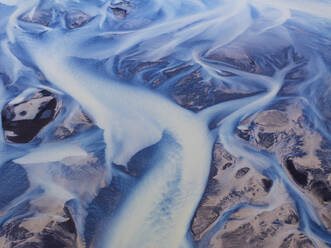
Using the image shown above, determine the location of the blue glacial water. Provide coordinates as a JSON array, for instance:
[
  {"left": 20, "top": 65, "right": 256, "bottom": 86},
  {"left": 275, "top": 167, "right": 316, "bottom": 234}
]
[{"left": 0, "top": 0, "right": 330, "bottom": 247}]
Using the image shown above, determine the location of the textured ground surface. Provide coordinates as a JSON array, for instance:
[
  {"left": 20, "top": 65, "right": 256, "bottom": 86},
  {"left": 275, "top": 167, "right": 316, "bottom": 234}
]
[{"left": 0, "top": 0, "right": 330, "bottom": 247}]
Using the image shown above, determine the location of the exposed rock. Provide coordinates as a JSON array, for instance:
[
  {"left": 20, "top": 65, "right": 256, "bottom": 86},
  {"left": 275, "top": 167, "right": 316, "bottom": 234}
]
[
  {"left": 170, "top": 69, "right": 258, "bottom": 112},
  {"left": 208, "top": 204, "right": 308, "bottom": 248},
  {"left": 0, "top": 201, "right": 80, "bottom": 248},
  {"left": 235, "top": 167, "right": 250, "bottom": 179},
  {"left": 191, "top": 102, "right": 329, "bottom": 245},
  {"left": 206, "top": 45, "right": 275, "bottom": 76},
  {"left": 115, "top": 58, "right": 261, "bottom": 111},
  {"left": 1, "top": 89, "right": 61, "bottom": 143},
  {"left": 66, "top": 11, "right": 90, "bottom": 29},
  {"left": 20, "top": 9, "right": 53, "bottom": 26},
  {"left": 191, "top": 143, "right": 272, "bottom": 240},
  {"left": 236, "top": 100, "right": 331, "bottom": 232},
  {"left": 258, "top": 132, "right": 275, "bottom": 148},
  {"left": 0, "top": 152, "right": 106, "bottom": 248},
  {"left": 111, "top": 7, "right": 128, "bottom": 19},
  {"left": 311, "top": 181, "right": 331, "bottom": 202},
  {"left": 319, "top": 205, "right": 331, "bottom": 232},
  {"left": 236, "top": 128, "right": 251, "bottom": 141},
  {"left": 285, "top": 158, "right": 308, "bottom": 187},
  {"left": 254, "top": 109, "right": 289, "bottom": 128},
  {"left": 54, "top": 105, "right": 94, "bottom": 139},
  {"left": 261, "top": 178, "right": 273, "bottom": 192},
  {"left": 109, "top": 0, "right": 132, "bottom": 19},
  {"left": 110, "top": 0, "right": 132, "bottom": 8},
  {"left": 280, "top": 232, "right": 315, "bottom": 248}
]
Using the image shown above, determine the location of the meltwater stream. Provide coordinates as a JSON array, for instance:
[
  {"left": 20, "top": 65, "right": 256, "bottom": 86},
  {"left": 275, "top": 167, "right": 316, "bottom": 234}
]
[{"left": 0, "top": 0, "right": 330, "bottom": 248}]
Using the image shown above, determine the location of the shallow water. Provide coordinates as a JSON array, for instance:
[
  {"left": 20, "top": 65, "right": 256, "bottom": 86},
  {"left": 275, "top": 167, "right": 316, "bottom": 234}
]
[{"left": 0, "top": 0, "right": 330, "bottom": 247}]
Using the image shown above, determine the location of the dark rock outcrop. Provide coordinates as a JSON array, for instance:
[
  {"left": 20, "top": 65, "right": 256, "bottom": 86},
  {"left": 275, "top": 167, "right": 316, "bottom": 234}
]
[
  {"left": 285, "top": 159, "right": 308, "bottom": 187},
  {"left": 1, "top": 89, "right": 61, "bottom": 143},
  {"left": 235, "top": 167, "right": 250, "bottom": 179}
]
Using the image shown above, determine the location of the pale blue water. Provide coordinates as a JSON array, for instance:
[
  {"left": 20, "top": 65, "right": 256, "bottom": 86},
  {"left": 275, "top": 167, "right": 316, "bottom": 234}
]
[{"left": 0, "top": 0, "right": 330, "bottom": 247}]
